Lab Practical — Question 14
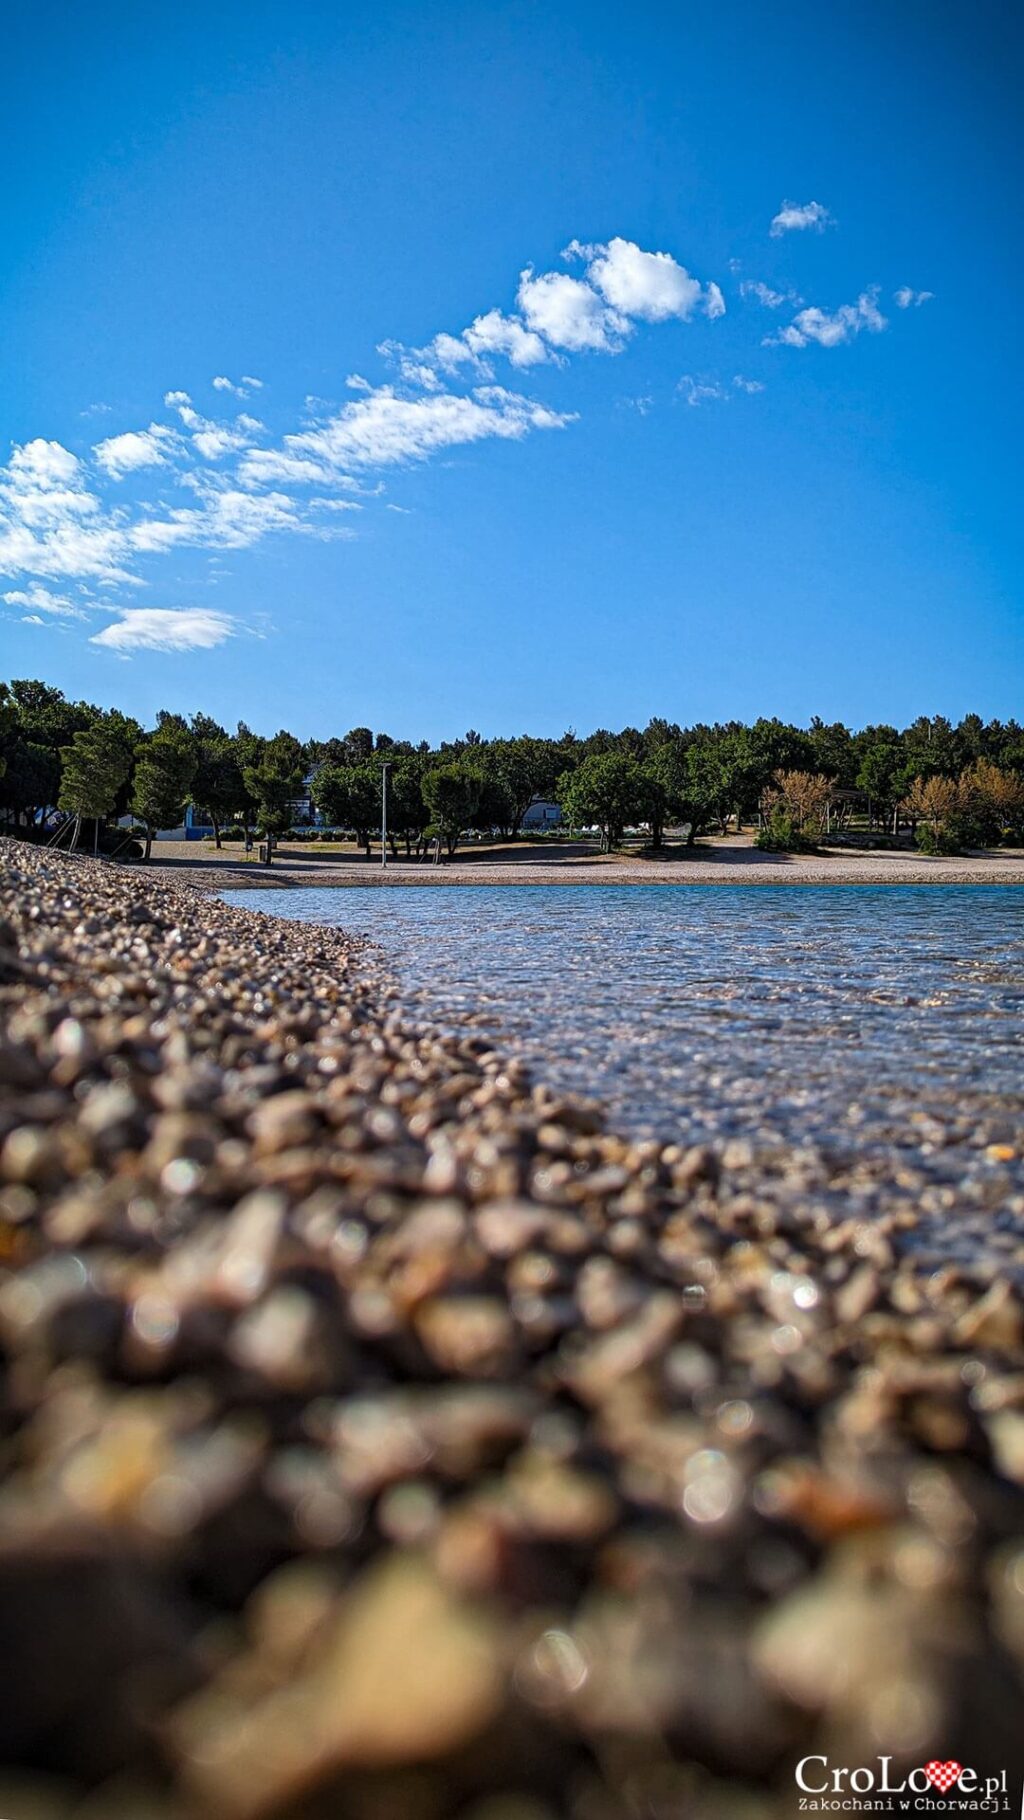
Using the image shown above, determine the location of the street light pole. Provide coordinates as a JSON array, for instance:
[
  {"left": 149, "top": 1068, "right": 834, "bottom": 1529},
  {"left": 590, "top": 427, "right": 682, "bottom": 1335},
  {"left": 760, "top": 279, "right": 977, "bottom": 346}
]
[{"left": 381, "top": 763, "right": 391, "bottom": 869}]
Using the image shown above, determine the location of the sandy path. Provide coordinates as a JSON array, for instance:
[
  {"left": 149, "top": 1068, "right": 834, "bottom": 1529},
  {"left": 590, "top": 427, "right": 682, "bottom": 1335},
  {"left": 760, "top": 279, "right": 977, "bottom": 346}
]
[{"left": 147, "top": 837, "right": 1024, "bottom": 889}]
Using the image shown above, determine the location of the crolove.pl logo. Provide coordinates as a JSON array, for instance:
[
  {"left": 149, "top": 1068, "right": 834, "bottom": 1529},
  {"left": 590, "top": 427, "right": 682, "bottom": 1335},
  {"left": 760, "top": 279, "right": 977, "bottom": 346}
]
[{"left": 795, "top": 1756, "right": 1012, "bottom": 1813}]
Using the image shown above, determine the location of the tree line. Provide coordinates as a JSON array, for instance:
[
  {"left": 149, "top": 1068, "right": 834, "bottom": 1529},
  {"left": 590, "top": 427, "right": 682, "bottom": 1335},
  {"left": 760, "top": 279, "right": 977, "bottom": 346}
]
[{"left": 2, "top": 678, "right": 1023, "bottom": 861}]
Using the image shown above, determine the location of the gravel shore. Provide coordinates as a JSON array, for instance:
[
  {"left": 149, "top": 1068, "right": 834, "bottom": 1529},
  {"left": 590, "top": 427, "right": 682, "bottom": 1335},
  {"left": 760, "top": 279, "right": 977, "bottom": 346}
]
[{"left": 2, "top": 837, "right": 1024, "bottom": 1818}]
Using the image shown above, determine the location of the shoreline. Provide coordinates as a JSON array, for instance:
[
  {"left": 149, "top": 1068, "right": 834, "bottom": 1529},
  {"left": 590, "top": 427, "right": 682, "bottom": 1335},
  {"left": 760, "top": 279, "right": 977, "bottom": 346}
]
[
  {"left": 147, "top": 834, "right": 1024, "bottom": 890},
  {"left": 2, "top": 834, "right": 1023, "bottom": 1814}
]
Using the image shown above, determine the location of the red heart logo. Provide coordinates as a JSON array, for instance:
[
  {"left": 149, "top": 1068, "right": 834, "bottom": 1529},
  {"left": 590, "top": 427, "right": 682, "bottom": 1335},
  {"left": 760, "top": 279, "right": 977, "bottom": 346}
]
[{"left": 924, "top": 1761, "right": 963, "bottom": 1794}]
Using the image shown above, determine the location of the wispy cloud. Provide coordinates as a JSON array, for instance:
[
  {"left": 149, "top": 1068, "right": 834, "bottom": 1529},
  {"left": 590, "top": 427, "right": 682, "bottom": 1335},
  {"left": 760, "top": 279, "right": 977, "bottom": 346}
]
[
  {"left": 740, "top": 279, "right": 802, "bottom": 310},
  {"left": 678, "top": 376, "right": 729, "bottom": 407},
  {"left": 212, "top": 374, "right": 264, "bottom": 399},
  {"left": 243, "top": 385, "right": 575, "bottom": 484},
  {"left": 765, "top": 288, "right": 886, "bottom": 348},
  {"left": 769, "top": 199, "right": 835, "bottom": 237},
  {"left": 677, "top": 374, "right": 765, "bottom": 407},
  {"left": 894, "top": 286, "right": 934, "bottom": 309},
  {"left": 3, "top": 582, "right": 88, "bottom": 619},
  {"left": 90, "top": 607, "right": 236, "bottom": 653}
]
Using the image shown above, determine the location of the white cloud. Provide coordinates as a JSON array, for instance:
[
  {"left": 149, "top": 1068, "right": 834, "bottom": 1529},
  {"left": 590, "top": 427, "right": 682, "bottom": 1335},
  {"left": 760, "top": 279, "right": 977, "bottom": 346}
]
[
  {"left": 894, "top": 286, "right": 934, "bottom": 309},
  {"left": 740, "top": 280, "right": 801, "bottom": 309},
  {"left": 0, "top": 439, "right": 139, "bottom": 585},
  {"left": 376, "top": 341, "right": 447, "bottom": 390},
  {"left": 253, "top": 383, "right": 575, "bottom": 479},
  {"left": 570, "top": 236, "right": 705, "bottom": 323},
  {"left": 212, "top": 374, "right": 264, "bottom": 399},
  {"left": 91, "top": 608, "right": 236, "bottom": 653},
  {"left": 678, "top": 372, "right": 765, "bottom": 406},
  {"left": 7, "top": 439, "right": 81, "bottom": 488},
  {"left": 191, "top": 424, "right": 254, "bottom": 461},
  {"left": 372, "top": 236, "right": 724, "bottom": 392},
  {"left": 237, "top": 449, "right": 336, "bottom": 488},
  {"left": 678, "top": 375, "right": 729, "bottom": 407},
  {"left": 517, "top": 268, "right": 627, "bottom": 352},
  {"left": 770, "top": 199, "right": 835, "bottom": 237},
  {"left": 766, "top": 288, "right": 887, "bottom": 349},
  {"left": 463, "top": 310, "right": 549, "bottom": 369},
  {"left": 3, "top": 582, "right": 87, "bottom": 619},
  {"left": 164, "top": 394, "right": 257, "bottom": 460},
  {"left": 93, "top": 424, "right": 177, "bottom": 478}
]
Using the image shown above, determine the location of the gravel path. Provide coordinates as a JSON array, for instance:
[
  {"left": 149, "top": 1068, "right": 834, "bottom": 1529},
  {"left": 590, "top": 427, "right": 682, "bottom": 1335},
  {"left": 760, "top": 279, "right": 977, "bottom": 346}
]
[
  {"left": 146, "top": 836, "right": 1024, "bottom": 889},
  {"left": 2, "top": 837, "right": 1023, "bottom": 1818}
]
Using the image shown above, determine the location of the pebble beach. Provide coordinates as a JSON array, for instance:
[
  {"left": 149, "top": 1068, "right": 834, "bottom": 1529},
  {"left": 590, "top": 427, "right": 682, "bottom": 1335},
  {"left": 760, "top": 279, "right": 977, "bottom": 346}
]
[{"left": 2, "top": 836, "right": 1024, "bottom": 1818}]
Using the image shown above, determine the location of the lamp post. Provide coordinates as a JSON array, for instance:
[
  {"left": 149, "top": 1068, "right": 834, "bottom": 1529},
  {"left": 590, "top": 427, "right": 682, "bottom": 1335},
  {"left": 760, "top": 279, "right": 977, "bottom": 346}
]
[{"left": 381, "top": 762, "right": 391, "bottom": 869}]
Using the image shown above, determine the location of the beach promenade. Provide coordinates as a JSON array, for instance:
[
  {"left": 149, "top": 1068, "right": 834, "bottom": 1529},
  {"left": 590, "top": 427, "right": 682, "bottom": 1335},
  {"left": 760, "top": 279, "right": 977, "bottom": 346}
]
[{"left": 148, "top": 832, "right": 1024, "bottom": 889}]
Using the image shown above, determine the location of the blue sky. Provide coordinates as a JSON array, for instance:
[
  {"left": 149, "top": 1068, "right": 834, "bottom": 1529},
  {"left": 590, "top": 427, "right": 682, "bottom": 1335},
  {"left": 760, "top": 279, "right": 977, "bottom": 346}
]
[{"left": 2, "top": 0, "right": 1021, "bottom": 740}]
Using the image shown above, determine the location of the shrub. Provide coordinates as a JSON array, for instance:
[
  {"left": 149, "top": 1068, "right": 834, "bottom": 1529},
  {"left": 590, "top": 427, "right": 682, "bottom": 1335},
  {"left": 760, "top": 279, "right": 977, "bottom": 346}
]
[
  {"left": 755, "top": 810, "right": 817, "bottom": 853},
  {"left": 757, "top": 772, "right": 832, "bottom": 849},
  {"left": 915, "top": 822, "right": 962, "bottom": 856}
]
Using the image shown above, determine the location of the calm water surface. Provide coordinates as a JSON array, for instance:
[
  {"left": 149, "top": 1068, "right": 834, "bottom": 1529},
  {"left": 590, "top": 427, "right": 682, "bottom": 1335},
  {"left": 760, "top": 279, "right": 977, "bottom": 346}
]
[{"left": 223, "top": 886, "right": 1024, "bottom": 1162}]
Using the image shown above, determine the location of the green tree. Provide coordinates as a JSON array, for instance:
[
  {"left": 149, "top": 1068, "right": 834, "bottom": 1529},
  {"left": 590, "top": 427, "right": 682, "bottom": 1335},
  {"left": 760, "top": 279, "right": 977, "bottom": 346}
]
[
  {"left": 745, "top": 719, "right": 813, "bottom": 810},
  {"left": 386, "top": 760, "right": 431, "bottom": 857},
  {"left": 807, "top": 718, "right": 856, "bottom": 787},
  {"left": 683, "top": 733, "right": 755, "bottom": 834},
  {"left": 343, "top": 726, "right": 374, "bottom": 765},
  {"left": 58, "top": 717, "right": 135, "bottom": 850},
  {"left": 242, "top": 734, "right": 303, "bottom": 867},
  {"left": 856, "top": 738, "right": 902, "bottom": 833},
  {"left": 0, "top": 740, "right": 61, "bottom": 828},
  {"left": 312, "top": 762, "right": 382, "bottom": 857},
  {"left": 422, "top": 764, "right": 481, "bottom": 856},
  {"left": 8, "top": 680, "right": 98, "bottom": 758},
  {"left": 132, "top": 726, "right": 198, "bottom": 861},
  {"left": 189, "top": 714, "right": 243, "bottom": 847},
  {"left": 645, "top": 739, "right": 700, "bottom": 846},
  {"left": 558, "top": 751, "right": 652, "bottom": 852},
  {"left": 484, "top": 736, "right": 560, "bottom": 838}
]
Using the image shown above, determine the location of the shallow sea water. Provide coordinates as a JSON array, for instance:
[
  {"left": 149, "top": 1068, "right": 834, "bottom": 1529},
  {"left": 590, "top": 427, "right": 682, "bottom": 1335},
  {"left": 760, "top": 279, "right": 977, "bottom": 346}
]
[{"left": 223, "top": 884, "right": 1024, "bottom": 1158}]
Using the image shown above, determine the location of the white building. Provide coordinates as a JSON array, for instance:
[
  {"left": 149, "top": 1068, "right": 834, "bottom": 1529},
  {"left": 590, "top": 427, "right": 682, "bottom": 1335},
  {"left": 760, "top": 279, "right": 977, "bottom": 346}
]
[{"left": 521, "top": 798, "right": 562, "bottom": 830}]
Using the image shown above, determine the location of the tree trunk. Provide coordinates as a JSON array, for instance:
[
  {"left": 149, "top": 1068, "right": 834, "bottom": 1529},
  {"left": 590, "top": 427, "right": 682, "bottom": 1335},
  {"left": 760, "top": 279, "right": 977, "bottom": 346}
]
[
  {"left": 212, "top": 816, "right": 222, "bottom": 850},
  {"left": 144, "top": 827, "right": 153, "bottom": 863}
]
